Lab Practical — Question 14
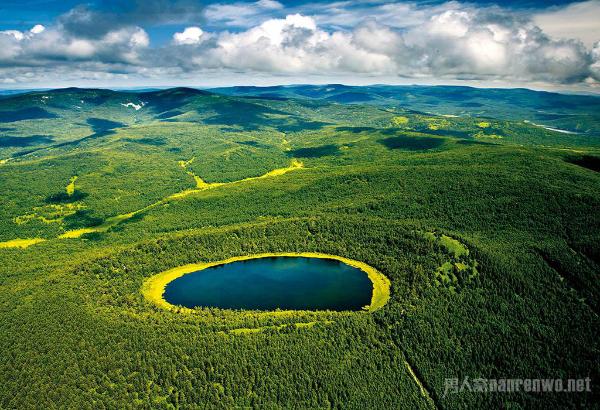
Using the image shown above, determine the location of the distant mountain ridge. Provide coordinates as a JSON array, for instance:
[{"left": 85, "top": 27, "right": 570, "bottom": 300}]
[
  {"left": 0, "top": 85, "right": 599, "bottom": 157},
  {"left": 211, "top": 84, "right": 600, "bottom": 134}
]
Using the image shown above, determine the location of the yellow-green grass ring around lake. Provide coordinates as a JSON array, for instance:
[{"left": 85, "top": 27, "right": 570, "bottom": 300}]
[{"left": 142, "top": 252, "right": 391, "bottom": 314}]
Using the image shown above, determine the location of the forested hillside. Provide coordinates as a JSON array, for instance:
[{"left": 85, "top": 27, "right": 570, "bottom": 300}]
[{"left": 0, "top": 86, "right": 598, "bottom": 408}]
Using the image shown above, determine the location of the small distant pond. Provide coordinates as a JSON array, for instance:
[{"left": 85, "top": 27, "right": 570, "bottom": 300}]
[{"left": 163, "top": 256, "right": 373, "bottom": 311}]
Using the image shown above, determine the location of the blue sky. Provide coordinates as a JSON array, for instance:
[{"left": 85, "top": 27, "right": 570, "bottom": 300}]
[
  {"left": 0, "top": 0, "right": 599, "bottom": 90},
  {"left": 0, "top": 1, "right": 584, "bottom": 34}
]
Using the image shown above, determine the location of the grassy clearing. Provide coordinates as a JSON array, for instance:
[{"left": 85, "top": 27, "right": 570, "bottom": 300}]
[
  {"left": 239, "top": 159, "right": 303, "bottom": 180},
  {"left": 66, "top": 176, "right": 78, "bottom": 196},
  {"left": 392, "top": 116, "right": 409, "bottom": 126},
  {"left": 58, "top": 228, "right": 100, "bottom": 239},
  {"left": 15, "top": 203, "right": 84, "bottom": 225},
  {"left": 424, "top": 232, "right": 478, "bottom": 293},
  {"left": 220, "top": 320, "right": 335, "bottom": 336},
  {"left": 0, "top": 238, "right": 46, "bottom": 248},
  {"left": 438, "top": 234, "right": 469, "bottom": 258},
  {"left": 178, "top": 157, "right": 218, "bottom": 189}
]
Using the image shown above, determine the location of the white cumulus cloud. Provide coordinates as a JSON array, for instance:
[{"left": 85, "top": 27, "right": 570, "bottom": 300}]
[
  {"left": 162, "top": 8, "right": 596, "bottom": 86},
  {"left": 173, "top": 27, "right": 204, "bottom": 45},
  {"left": 0, "top": 1, "right": 599, "bottom": 90},
  {"left": 30, "top": 25, "right": 46, "bottom": 34},
  {"left": 534, "top": 0, "right": 600, "bottom": 48}
]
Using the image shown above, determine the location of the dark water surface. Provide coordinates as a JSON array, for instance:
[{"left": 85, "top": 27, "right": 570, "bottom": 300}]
[{"left": 163, "top": 257, "right": 373, "bottom": 311}]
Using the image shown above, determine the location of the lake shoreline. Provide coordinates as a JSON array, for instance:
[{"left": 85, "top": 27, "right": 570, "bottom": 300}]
[{"left": 141, "top": 252, "right": 391, "bottom": 314}]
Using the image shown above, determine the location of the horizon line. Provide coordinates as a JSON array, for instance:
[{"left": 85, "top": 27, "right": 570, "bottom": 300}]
[{"left": 1, "top": 83, "right": 600, "bottom": 97}]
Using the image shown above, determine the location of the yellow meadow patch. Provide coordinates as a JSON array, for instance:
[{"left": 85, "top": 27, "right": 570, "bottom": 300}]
[{"left": 0, "top": 238, "right": 46, "bottom": 249}]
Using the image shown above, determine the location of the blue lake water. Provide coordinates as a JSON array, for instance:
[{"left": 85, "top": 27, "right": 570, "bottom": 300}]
[{"left": 163, "top": 256, "right": 373, "bottom": 311}]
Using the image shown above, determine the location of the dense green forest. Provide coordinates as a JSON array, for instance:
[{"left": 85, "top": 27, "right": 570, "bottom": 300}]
[{"left": 0, "top": 86, "right": 598, "bottom": 408}]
